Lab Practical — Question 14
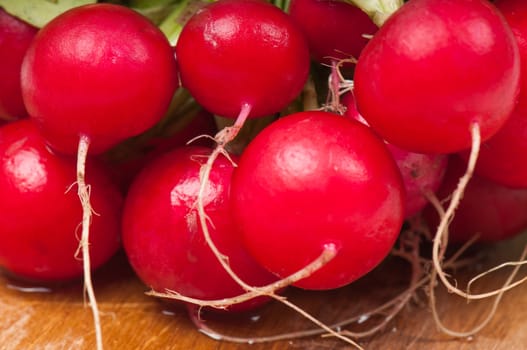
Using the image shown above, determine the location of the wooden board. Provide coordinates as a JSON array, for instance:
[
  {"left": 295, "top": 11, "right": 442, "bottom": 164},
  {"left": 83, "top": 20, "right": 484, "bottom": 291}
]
[{"left": 1, "top": 232, "right": 527, "bottom": 350}]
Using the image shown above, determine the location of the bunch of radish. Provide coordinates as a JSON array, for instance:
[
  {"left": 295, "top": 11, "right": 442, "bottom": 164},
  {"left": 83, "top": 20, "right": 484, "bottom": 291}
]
[{"left": 2, "top": 0, "right": 527, "bottom": 348}]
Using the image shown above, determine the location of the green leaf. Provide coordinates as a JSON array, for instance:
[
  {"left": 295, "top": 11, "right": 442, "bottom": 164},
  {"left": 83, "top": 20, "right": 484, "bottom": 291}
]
[{"left": 0, "top": 0, "right": 96, "bottom": 28}]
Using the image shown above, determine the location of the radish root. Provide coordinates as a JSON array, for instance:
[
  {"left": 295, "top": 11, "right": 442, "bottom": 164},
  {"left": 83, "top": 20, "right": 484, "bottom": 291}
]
[
  {"left": 428, "top": 244, "right": 527, "bottom": 338},
  {"left": 180, "top": 228, "right": 438, "bottom": 345},
  {"left": 430, "top": 123, "right": 481, "bottom": 298},
  {"left": 423, "top": 124, "right": 527, "bottom": 337},
  {"left": 147, "top": 246, "right": 337, "bottom": 308},
  {"left": 75, "top": 135, "right": 103, "bottom": 350}
]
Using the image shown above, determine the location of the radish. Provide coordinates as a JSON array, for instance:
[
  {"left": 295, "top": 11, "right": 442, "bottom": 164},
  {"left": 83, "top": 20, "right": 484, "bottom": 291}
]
[
  {"left": 0, "top": 8, "right": 37, "bottom": 121},
  {"left": 288, "top": 0, "right": 377, "bottom": 66},
  {"left": 19, "top": 4, "right": 178, "bottom": 348},
  {"left": 495, "top": 0, "right": 527, "bottom": 115},
  {"left": 122, "top": 146, "right": 278, "bottom": 311},
  {"left": 175, "top": 0, "right": 310, "bottom": 121},
  {"left": 425, "top": 155, "right": 527, "bottom": 243},
  {"left": 341, "top": 93, "right": 448, "bottom": 218},
  {"left": 21, "top": 3, "right": 178, "bottom": 155},
  {"left": 0, "top": 119, "right": 122, "bottom": 281},
  {"left": 354, "top": 0, "right": 520, "bottom": 154},
  {"left": 231, "top": 111, "right": 405, "bottom": 290},
  {"left": 456, "top": 0, "right": 527, "bottom": 188},
  {"left": 353, "top": 0, "right": 521, "bottom": 297}
]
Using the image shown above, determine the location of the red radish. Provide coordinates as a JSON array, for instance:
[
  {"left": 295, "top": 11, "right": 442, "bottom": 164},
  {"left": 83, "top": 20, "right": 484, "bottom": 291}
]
[
  {"left": 0, "top": 120, "right": 122, "bottom": 281},
  {"left": 19, "top": 5, "right": 178, "bottom": 347},
  {"left": 495, "top": 0, "right": 527, "bottom": 115},
  {"left": 354, "top": 0, "right": 520, "bottom": 154},
  {"left": 342, "top": 93, "right": 447, "bottom": 218},
  {"left": 425, "top": 155, "right": 527, "bottom": 243},
  {"left": 0, "top": 8, "right": 37, "bottom": 121},
  {"left": 122, "top": 146, "right": 278, "bottom": 311},
  {"left": 175, "top": 0, "right": 310, "bottom": 120},
  {"left": 458, "top": 0, "right": 527, "bottom": 188},
  {"left": 21, "top": 3, "right": 178, "bottom": 155},
  {"left": 231, "top": 111, "right": 405, "bottom": 290},
  {"left": 288, "top": 0, "right": 377, "bottom": 66}
]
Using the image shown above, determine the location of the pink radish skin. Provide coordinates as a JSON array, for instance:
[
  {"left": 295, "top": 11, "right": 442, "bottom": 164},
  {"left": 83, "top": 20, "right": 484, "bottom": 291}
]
[
  {"left": 0, "top": 8, "right": 37, "bottom": 121},
  {"left": 0, "top": 120, "right": 122, "bottom": 281},
  {"left": 21, "top": 3, "right": 178, "bottom": 155},
  {"left": 175, "top": 0, "right": 310, "bottom": 119},
  {"left": 386, "top": 144, "right": 447, "bottom": 218},
  {"left": 288, "top": 0, "right": 377, "bottom": 65},
  {"left": 425, "top": 156, "right": 527, "bottom": 243},
  {"left": 342, "top": 93, "right": 448, "bottom": 218},
  {"left": 231, "top": 111, "right": 405, "bottom": 290},
  {"left": 122, "top": 146, "right": 279, "bottom": 311},
  {"left": 354, "top": 0, "right": 520, "bottom": 154}
]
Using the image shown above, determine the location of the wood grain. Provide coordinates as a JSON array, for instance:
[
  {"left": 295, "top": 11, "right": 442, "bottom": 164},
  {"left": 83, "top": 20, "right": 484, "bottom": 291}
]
[{"left": 1, "top": 232, "right": 527, "bottom": 350}]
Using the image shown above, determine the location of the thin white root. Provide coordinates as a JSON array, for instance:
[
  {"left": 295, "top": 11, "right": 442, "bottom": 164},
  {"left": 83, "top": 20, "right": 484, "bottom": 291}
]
[
  {"left": 76, "top": 135, "right": 103, "bottom": 350},
  {"left": 195, "top": 103, "right": 254, "bottom": 292},
  {"left": 467, "top": 246, "right": 527, "bottom": 298},
  {"left": 424, "top": 123, "right": 527, "bottom": 337},
  {"left": 431, "top": 123, "right": 480, "bottom": 299},
  {"left": 325, "top": 60, "right": 346, "bottom": 114},
  {"left": 161, "top": 243, "right": 361, "bottom": 348},
  {"left": 147, "top": 245, "right": 337, "bottom": 308},
  {"left": 178, "top": 230, "right": 427, "bottom": 347},
  {"left": 429, "top": 244, "right": 526, "bottom": 337},
  {"left": 427, "top": 189, "right": 527, "bottom": 300},
  {"left": 278, "top": 297, "right": 364, "bottom": 349},
  {"left": 188, "top": 295, "right": 364, "bottom": 350},
  {"left": 323, "top": 58, "right": 357, "bottom": 115}
]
